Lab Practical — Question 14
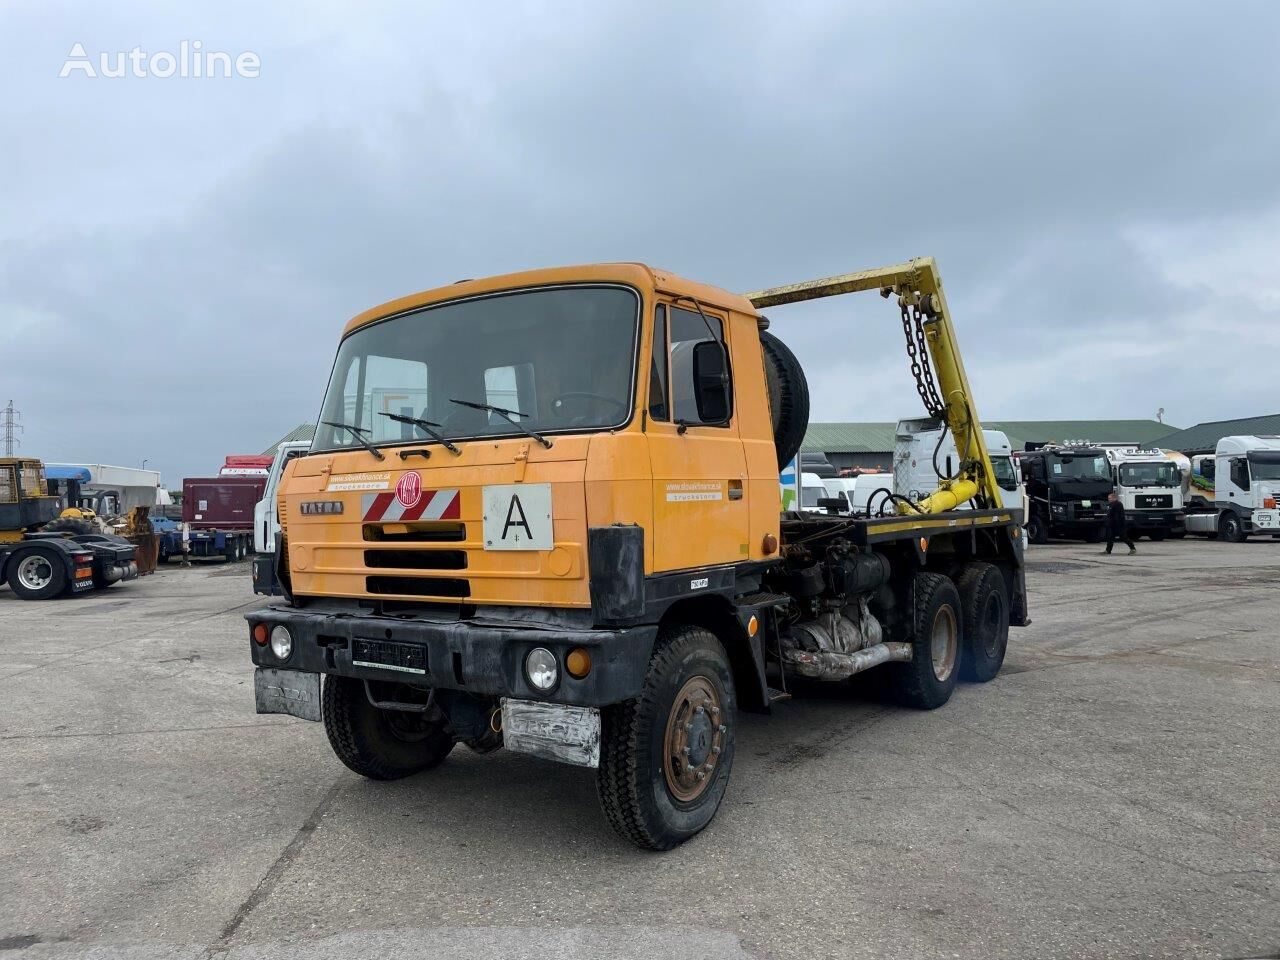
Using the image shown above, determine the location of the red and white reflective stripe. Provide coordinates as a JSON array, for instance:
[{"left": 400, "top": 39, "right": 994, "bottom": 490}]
[{"left": 362, "top": 489, "right": 460, "bottom": 522}]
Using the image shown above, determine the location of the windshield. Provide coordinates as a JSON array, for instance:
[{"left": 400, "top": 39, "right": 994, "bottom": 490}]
[
  {"left": 1248, "top": 460, "right": 1280, "bottom": 481},
  {"left": 1049, "top": 454, "right": 1110, "bottom": 482},
  {"left": 312, "top": 286, "right": 639, "bottom": 452},
  {"left": 992, "top": 457, "right": 1018, "bottom": 491},
  {"left": 1119, "top": 461, "right": 1180, "bottom": 488},
  {"left": 801, "top": 485, "right": 824, "bottom": 508}
]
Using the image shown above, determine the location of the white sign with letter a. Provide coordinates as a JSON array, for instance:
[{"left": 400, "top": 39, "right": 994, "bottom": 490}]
[{"left": 482, "top": 483, "right": 553, "bottom": 551}]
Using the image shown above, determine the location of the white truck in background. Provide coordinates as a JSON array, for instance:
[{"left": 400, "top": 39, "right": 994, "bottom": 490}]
[
  {"left": 251, "top": 441, "right": 311, "bottom": 594},
  {"left": 1184, "top": 435, "right": 1280, "bottom": 542},
  {"left": 1104, "top": 447, "right": 1186, "bottom": 541},
  {"left": 893, "top": 419, "right": 1026, "bottom": 514}
]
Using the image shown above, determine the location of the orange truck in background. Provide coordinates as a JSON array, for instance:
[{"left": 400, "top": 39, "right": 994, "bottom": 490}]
[{"left": 247, "top": 259, "right": 1027, "bottom": 849}]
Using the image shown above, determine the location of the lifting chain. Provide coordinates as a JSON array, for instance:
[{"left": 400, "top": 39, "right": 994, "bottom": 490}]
[{"left": 900, "top": 298, "right": 944, "bottom": 418}]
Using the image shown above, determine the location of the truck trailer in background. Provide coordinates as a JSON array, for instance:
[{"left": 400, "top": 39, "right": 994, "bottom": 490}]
[{"left": 157, "top": 475, "right": 263, "bottom": 563}]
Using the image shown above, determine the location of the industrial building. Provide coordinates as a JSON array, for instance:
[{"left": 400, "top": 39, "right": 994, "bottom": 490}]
[
  {"left": 1152, "top": 413, "right": 1280, "bottom": 456},
  {"left": 803, "top": 419, "right": 1174, "bottom": 473}
]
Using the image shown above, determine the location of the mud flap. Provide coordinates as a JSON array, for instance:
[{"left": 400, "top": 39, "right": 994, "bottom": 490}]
[{"left": 255, "top": 667, "right": 322, "bottom": 721}]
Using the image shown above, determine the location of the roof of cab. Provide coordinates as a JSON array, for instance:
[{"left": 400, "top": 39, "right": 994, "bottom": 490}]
[{"left": 342, "top": 263, "right": 758, "bottom": 336}]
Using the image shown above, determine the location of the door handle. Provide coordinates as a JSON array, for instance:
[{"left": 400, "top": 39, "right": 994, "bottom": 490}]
[{"left": 728, "top": 480, "right": 743, "bottom": 501}]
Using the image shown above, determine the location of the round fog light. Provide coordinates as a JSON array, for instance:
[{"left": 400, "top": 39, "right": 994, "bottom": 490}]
[
  {"left": 269, "top": 625, "right": 293, "bottom": 660},
  {"left": 525, "top": 647, "right": 558, "bottom": 692}
]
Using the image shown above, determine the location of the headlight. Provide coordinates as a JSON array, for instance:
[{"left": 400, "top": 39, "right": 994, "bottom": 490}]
[
  {"left": 269, "top": 625, "right": 293, "bottom": 660},
  {"left": 525, "top": 647, "right": 558, "bottom": 692}
]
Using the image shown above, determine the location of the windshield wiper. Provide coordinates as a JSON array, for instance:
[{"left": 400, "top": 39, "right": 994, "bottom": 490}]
[
  {"left": 448, "top": 398, "right": 552, "bottom": 449},
  {"left": 320, "top": 420, "right": 386, "bottom": 461},
  {"left": 378, "top": 412, "right": 461, "bottom": 455}
]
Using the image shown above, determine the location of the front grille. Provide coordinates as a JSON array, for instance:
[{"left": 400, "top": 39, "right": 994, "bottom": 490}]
[
  {"left": 363, "top": 522, "right": 466, "bottom": 543},
  {"left": 364, "top": 549, "right": 466, "bottom": 570},
  {"left": 366, "top": 575, "right": 471, "bottom": 598}
]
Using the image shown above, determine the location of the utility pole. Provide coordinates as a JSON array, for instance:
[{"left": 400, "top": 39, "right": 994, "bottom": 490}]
[{"left": 1, "top": 400, "right": 20, "bottom": 456}]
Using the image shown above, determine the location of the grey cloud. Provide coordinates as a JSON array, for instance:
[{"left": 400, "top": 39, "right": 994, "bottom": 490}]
[{"left": 2, "top": 0, "right": 1278, "bottom": 484}]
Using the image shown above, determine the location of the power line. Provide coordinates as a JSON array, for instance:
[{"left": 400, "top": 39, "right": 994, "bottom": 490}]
[{"left": 1, "top": 400, "right": 22, "bottom": 456}]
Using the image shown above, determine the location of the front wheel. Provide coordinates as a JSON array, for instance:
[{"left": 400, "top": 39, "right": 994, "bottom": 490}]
[
  {"left": 321, "top": 676, "right": 454, "bottom": 780},
  {"left": 888, "top": 572, "right": 962, "bottom": 709},
  {"left": 1221, "top": 513, "right": 1247, "bottom": 543},
  {"left": 1026, "top": 514, "right": 1048, "bottom": 545},
  {"left": 597, "top": 624, "right": 736, "bottom": 851},
  {"left": 7, "top": 548, "right": 68, "bottom": 600}
]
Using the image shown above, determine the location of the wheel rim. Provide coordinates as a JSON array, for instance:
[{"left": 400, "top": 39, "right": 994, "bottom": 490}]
[
  {"left": 663, "top": 675, "right": 725, "bottom": 803},
  {"left": 930, "top": 606, "right": 958, "bottom": 682},
  {"left": 980, "top": 593, "right": 1004, "bottom": 657},
  {"left": 17, "top": 555, "right": 54, "bottom": 591}
]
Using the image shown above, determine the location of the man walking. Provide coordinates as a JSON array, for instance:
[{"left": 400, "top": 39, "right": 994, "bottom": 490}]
[{"left": 1103, "top": 491, "right": 1136, "bottom": 555}]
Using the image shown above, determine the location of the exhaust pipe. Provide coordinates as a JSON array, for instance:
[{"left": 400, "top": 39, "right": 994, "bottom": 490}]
[
  {"left": 782, "top": 640, "right": 913, "bottom": 680},
  {"left": 102, "top": 561, "right": 139, "bottom": 584}
]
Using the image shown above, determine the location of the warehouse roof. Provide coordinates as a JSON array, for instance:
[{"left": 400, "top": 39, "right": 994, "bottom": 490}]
[
  {"left": 805, "top": 419, "right": 1174, "bottom": 453},
  {"left": 1152, "top": 413, "right": 1280, "bottom": 455},
  {"left": 261, "top": 423, "right": 316, "bottom": 455}
]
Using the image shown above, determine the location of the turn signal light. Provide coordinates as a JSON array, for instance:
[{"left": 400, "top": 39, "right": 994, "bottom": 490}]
[
  {"left": 252, "top": 623, "right": 269, "bottom": 645},
  {"left": 565, "top": 647, "right": 592, "bottom": 679},
  {"left": 1266, "top": 497, "right": 1277, "bottom": 509}
]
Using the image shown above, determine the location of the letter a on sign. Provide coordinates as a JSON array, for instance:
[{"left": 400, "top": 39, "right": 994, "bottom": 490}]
[{"left": 482, "top": 483, "right": 553, "bottom": 551}]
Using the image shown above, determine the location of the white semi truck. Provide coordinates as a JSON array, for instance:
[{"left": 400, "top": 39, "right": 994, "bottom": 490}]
[
  {"left": 1104, "top": 447, "right": 1185, "bottom": 541},
  {"left": 894, "top": 419, "right": 1025, "bottom": 513},
  {"left": 1184, "top": 435, "right": 1280, "bottom": 542}
]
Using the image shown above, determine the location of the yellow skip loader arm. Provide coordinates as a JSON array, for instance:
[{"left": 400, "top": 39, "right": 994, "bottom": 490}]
[{"left": 747, "top": 257, "right": 1001, "bottom": 515}]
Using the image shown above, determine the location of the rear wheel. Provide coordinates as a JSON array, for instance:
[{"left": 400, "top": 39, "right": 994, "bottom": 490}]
[
  {"left": 889, "top": 573, "right": 962, "bottom": 709},
  {"left": 957, "top": 563, "right": 1009, "bottom": 683},
  {"left": 7, "top": 548, "right": 68, "bottom": 600},
  {"left": 597, "top": 624, "right": 736, "bottom": 850},
  {"left": 1221, "top": 513, "right": 1247, "bottom": 543},
  {"left": 321, "top": 676, "right": 454, "bottom": 780}
]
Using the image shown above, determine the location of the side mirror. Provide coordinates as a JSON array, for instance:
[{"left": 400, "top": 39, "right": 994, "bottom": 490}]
[{"left": 691, "top": 340, "right": 730, "bottom": 424}]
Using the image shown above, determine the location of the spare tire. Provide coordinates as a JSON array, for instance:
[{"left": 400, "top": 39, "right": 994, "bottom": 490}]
[{"left": 760, "top": 330, "right": 810, "bottom": 470}]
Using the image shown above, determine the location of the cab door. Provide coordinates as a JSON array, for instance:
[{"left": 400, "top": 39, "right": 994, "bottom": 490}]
[{"left": 646, "top": 302, "right": 749, "bottom": 573}]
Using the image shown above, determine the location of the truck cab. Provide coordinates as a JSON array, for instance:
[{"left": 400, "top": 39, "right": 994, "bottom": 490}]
[
  {"left": 894, "top": 420, "right": 1025, "bottom": 514},
  {"left": 245, "top": 260, "right": 1027, "bottom": 850},
  {"left": 1019, "top": 443, "right": 1114, "bottom": 543},
  {"left": 251, "top": 440, "right": 312, "bottom": 594},
  {"left": 1104, "top": 447, "right": 1185, "bottom": 541},
  {"left": 1185, "top": 435, "right": 1280, "bottom": 542}
]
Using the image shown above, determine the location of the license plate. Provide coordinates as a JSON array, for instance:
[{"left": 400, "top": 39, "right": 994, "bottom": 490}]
[
  {"left": 501, "top": 698, "right": 601, "bottom": 768},
  {"left": 254, "top": 668, "right": 322, "bottom": 721},
  {"left": 352, "top": 638, "right": 428, "bottom": 675}
]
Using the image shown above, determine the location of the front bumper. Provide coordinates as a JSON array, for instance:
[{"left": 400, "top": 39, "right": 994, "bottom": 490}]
[
  {"left": 1126, "top": 510, "right": 1185, "bottom": 532},
  {"left": 244, "top": 604, "right": 658, "bottom": 708}
]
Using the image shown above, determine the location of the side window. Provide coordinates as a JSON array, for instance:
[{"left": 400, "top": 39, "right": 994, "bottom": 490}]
[
  {"left": 18, "top": 462, "right": 43, "bottom": 497},
  {"left": 1231, "top": 457, "right": 1250, "bottom": 489},
  {"left": 668, "top": 306, "right": 731, "bottom": 425},
  {"left": 1201, "top": 458, "right": 1215, "bottom": 480},
  {"left": 0, "top": 466, "right": 15, "bottom": 503},
  {"left": 649, "top": 305, "right": 669, "bottom": 421}
]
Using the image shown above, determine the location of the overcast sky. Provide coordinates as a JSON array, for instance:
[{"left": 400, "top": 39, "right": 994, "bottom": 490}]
[{"left": 2, "top": 1, "right": 1278, "bottom": 486}]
